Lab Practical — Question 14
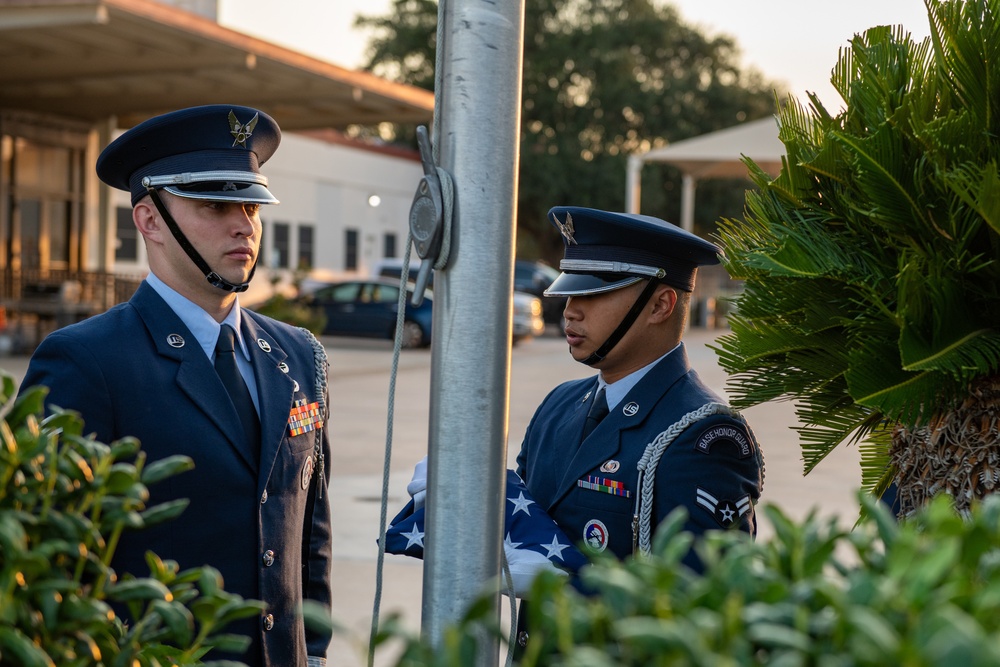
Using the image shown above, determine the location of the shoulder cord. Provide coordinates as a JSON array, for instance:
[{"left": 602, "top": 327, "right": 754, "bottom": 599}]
[
  {"left": 300, "top": 327, "right": 330, "bottom": 499},
  {"left": 633, "top": 402, "right": 743, "bottom": 555}
]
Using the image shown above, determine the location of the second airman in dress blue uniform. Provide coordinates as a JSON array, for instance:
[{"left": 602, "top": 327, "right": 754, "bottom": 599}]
[{"left": 515, "top": 206, "right": 764, "bottom": 567}]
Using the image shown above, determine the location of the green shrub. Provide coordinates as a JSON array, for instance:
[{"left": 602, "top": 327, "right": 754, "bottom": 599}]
[
  {"left": 0, "top": 371, "right": 265, "bottom": 666},
  {"left": 376, "top": 495, "right": 1000, "bottom": 666},
  {"left": 254, "top": 294, "right": 327, "bottom": 335}
]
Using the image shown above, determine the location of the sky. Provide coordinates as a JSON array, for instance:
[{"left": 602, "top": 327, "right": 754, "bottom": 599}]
[{"left": 218, "top": 0, "right": 933, "bottom": 112}]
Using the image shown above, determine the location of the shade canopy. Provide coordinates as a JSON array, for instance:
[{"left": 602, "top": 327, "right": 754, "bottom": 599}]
[
  {"left": 626, "top": 117, "right": 786, "bottom": 230},
  {"left": 0, "top": 0, "right": 435, "bottom": 130}
]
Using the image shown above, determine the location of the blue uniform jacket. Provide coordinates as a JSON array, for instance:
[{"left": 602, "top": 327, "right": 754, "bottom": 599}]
[
  {"left": 515, "top": 343, "right": 763, "bottom": 567},
  {"left": 21, "top": 282, "right": 333, "bottom": 667}
]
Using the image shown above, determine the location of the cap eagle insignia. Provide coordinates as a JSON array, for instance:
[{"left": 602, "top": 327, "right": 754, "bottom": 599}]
[
  {"left": 554, "top": 211, "right": 577, "bottom": 245},
  {"left": 229, "top": 110, "right": 259, "bottom": 147}
]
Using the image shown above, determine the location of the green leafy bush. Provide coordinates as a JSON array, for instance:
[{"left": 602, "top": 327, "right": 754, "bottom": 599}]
[
  {"left": 0, "top": 371, "right": 265, "bottom": 666},
  {"left": 254, "top": 294, "right": 327, "bottom": 335},
  {"left": 377, "top": 496, "right": 1000, "bottom": 666}
]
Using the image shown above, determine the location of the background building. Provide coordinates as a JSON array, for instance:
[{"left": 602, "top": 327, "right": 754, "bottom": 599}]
[{"left": 0, "top": 0, "right": 433, "bottom": 350}]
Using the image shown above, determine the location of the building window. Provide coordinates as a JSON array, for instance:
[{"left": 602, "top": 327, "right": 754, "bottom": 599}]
[
  {"left": 2, "top": 128, "right": 86, "bottom": 272},
  {"left": 297, "top": 225, "right": 314, "bottom": 270},
  {"left": 345, "top": 228, "right": 359, "bottom": 271},
  {"left": 115, "top": 206, "right": 138, "bottom": 262},
  {"left": 273, "top": 222, "right": 290, "bottom": 269},
  {"left": 383, "top": 233, "right": 397, "bottom": 259}
]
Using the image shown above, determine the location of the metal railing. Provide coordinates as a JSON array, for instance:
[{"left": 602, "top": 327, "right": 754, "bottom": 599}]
[
  {"left": 0, "top": 268, "right": 144, "bottom": 351},
  {"left": 2, "top": 267, "right": 143, "bottom": 310}
]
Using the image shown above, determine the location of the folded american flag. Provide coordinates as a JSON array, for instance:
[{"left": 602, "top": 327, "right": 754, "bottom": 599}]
[{"left": 383, "top": 469, "right": 588, "bottom": 593}]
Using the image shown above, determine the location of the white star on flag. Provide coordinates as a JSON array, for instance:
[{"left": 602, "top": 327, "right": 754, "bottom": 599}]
[
  {"left": 402, "top": 524, "right": 424, "bottom": 549},
  {"left": 508, "top": 491, "right": 535, "bottom": 516},
  {"left": 383, "top": 467, "right": 589, "bottom": 597},
  {"left": 541, "top": 534, "right": 571, "bottom": 561}
]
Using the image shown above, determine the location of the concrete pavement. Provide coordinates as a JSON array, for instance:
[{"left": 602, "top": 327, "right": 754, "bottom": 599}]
[{"left": 0, "top": 327, "right": 863, "bottom": 666}]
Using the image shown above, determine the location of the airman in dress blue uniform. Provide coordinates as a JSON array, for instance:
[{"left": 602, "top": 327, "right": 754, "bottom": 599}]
[
  {"left": 21, "top": 105, "right": 332, "bottom": 667},
  {"left": 515, "top": 207, "right": 764, "bottom": 568}
]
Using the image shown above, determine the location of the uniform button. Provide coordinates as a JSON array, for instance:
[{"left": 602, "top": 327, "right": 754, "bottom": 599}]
[
  {"left": 260, "top": 489, "right": 268, "bottom": 504},
  {"left": 262, "top": 613, "right": 274, "bottom": 631},
  {"left": 262, "top": 550, "right": 275, "bottom": 567}
]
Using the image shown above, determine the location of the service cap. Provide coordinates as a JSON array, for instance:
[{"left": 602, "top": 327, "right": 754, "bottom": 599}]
[
  {"left": 96, "top": 104, "right": 281, "bottom": 206},
  {"left": 544, "top": 206, "right": 721, "bottom": 296}
]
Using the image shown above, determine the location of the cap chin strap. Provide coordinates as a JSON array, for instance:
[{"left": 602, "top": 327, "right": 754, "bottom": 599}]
[
  {"left": 581, "top": 278, "right": 659, "bottom": 366},
  {"left": 146, "top": 187, "right": 255, "bottom": 293}
]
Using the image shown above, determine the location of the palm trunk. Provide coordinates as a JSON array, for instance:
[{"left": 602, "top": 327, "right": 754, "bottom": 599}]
[{"left": 889, "top": 376, "right": 1000, "bottom": 517}]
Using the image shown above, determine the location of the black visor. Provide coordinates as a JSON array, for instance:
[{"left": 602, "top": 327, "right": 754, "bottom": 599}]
[{"left": 164, "top": 180, "right": 278, "bottom": 204}]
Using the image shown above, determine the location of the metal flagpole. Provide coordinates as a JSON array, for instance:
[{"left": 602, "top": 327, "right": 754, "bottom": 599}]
[{"left": 420, "top": 0, "right": 525, "bottom": 661}]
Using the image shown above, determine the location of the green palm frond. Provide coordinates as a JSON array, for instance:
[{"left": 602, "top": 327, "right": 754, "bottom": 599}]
[
  {"left": 928, "top": 0, "right": 1000, "bottom": 116},
  {"left": 901, "top": 325, "right": 1000, "bottom": 378},
  {"left": 945, "top": 161, "right": 1000, "bottom": 236},
  {"left": 832, "top": 128, "right": 930, "bottom": 239},
  {"left": 715, "top": 0, "right": 1000, "bottom": 495},
  {"left": 858, "top": 425, "right": 896, "bottom": 497},
  {"left": 795, "top": 399, "right": 880, "bottom": 473}
]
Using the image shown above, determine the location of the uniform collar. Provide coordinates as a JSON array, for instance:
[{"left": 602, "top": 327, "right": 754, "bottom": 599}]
[
  {"left": 144, "top": 272, "right": 250, "bottom": 361},
  {"left": 601, "top": 342, "right": 681, "bottom": 409}
]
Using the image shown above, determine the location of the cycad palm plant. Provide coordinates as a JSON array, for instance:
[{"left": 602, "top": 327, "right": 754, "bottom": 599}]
[{"left": 714, "top": 0, "right": 1000, "bottom": 516}]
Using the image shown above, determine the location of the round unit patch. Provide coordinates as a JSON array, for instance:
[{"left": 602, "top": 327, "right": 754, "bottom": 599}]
[
  {"left": 583, "top": 519, "right": 609, "bottom": 553},
  {"left": 301, "top": 455, "right": 315, "bottom": 490}
]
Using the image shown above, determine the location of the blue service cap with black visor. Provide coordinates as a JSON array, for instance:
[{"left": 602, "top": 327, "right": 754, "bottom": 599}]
[
  {"left": 543, "top": 206, "right": 721, "bottom": 297},
  {"left": 95, "top": 104, "right": 281, "bottom": 294},
  {"left": 96, "top": 104, "right": 281, "bottom": 206}
]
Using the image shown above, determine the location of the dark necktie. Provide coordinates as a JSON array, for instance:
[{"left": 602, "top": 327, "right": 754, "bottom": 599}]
[
  {"left": 581, "top": 385, "right": 609, "bottom": 442},
  {"left": 215, "top": 325, "right": 261, "bottom": 461}
]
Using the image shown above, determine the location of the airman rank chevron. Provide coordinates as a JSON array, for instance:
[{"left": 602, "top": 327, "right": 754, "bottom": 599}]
[
  {"left": 696, "top": 487, "right": 752, "bottom": 527},
  {"left": 288, "top": 398, "right": 323, "bottom": 437},
  {"left": 577, "top": 475, "right": 630, "bottom": 498}
]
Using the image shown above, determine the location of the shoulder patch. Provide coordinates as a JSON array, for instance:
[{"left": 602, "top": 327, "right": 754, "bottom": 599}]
[{"left": 695, "top": 424, "right": 753, "bottom": 459}]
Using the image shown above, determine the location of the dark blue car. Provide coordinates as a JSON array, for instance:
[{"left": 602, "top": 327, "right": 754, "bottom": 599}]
[{"left": 305, "top": 279, "right": 433, "bottom": 348}]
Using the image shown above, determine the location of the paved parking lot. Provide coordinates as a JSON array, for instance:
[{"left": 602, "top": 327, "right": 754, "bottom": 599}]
[{"left": 0, "top": 326, "right": 863, "bottom": 666}]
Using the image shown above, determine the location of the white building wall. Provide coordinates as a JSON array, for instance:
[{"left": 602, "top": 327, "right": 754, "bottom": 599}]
[{"left": 265, "top": 133, "right": 420, "bottom": 280}]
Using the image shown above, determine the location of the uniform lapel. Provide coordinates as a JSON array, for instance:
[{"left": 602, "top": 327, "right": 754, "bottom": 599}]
[
  {"left": 554, "top": 380, "right": 609, "bottom": 494},
  {"left": 130, "top": 283, "right": 258, "bottom": 473},
  {"left": 551, "top": 344, "right": 693, "bottom": 505},
  {"left": 241, "top": 314, "right": 294, "bottom": 484}
]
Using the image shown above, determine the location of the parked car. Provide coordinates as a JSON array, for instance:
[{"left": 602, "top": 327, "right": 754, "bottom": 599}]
[
  {"left": 514, "top": 259, "right": 564, "bottom": 328},
  {"left": 372, "top": 259, "right": 545, "bottom": 343},
  {"left": 303, "top": 279, "right": 433, "bottom": 348},
  {"left": 512, "top": 290, "right": 546, "bottom": 341}
]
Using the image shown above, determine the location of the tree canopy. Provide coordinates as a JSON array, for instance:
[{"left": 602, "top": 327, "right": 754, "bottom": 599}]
[{"left": 355, "top": 0, "right": 783, "bottom": 260}]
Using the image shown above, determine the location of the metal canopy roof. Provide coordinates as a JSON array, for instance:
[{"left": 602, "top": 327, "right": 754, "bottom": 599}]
[{"left": 0, "top": 0, "right": 435, "bottom": 130}]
